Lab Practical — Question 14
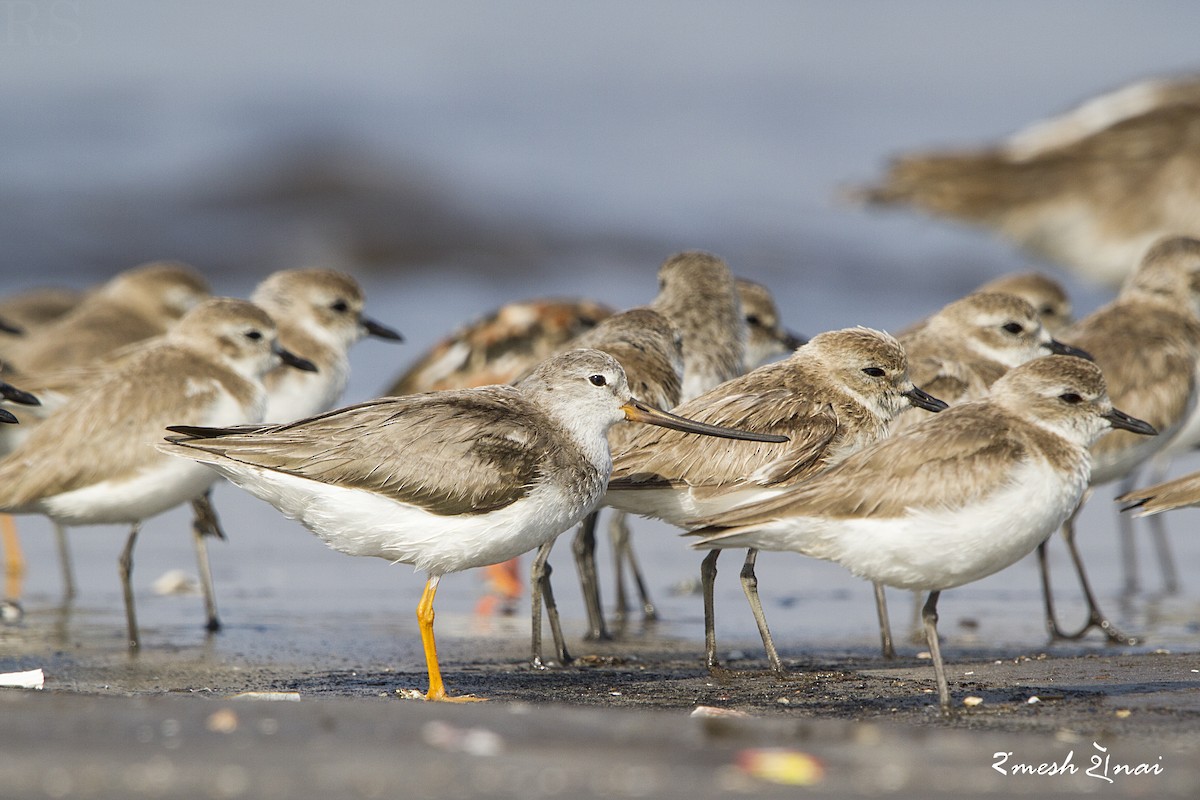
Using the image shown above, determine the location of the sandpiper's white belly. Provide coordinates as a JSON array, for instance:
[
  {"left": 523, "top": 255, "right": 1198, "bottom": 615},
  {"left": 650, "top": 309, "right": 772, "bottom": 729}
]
[
  {"left": 702, "top": 457, "right": 1087, "bottom": 592},
  {"left": 608, "top": 484, "right": 786, "bottom": 528},
  {"left": 40, "top": 456, "right": 220, "bottom": 526},
  {"left": 205, "top": 462, "right": 605, "bottom": 576},
  {"left": 39, "top": 383, "right": 263, "bottom": 526}
]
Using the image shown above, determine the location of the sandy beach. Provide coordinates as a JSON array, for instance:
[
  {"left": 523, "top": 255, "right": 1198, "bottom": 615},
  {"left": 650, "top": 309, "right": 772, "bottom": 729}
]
[{"left": 3, "top": 597, "right": 1199, "bottom": 798}]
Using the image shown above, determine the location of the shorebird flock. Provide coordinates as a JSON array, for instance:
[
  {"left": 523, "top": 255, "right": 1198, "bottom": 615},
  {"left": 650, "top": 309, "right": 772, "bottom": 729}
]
[{"left": 2, "top": 75, "right": 1199, "bottom": 714}]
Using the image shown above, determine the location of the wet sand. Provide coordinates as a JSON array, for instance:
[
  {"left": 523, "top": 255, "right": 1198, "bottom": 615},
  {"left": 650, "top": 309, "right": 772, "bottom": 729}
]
[{"left": 3, "top": 598, "right": 1199, "bottom": 799}]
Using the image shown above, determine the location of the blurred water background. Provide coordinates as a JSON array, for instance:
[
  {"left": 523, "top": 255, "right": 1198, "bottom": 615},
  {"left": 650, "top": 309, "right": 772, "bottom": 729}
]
[{"left": 3, "top": 1, "right": 1200, "bottom": 666}]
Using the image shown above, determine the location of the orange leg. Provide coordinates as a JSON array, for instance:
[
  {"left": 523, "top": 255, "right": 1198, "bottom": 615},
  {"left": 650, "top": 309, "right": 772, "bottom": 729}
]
[
  {"left": 415, "top": 575, "right": 484, "bottom": 703},
  {"left": 2, "top": 514, "right": 25, "bottom": 602}
]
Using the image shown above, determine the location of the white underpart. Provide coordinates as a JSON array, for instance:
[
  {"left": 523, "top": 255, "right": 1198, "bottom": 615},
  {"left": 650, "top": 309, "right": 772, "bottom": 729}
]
[
  {"left": 195, "top": 460, "right": 606, "bottom": 576},
  {"left": 42, "top": 456, "right": 221, "bottom": 526},
  {"left": 41, "top": 386, "right": 259, "bottom": 526},
  {"left": 698, "top": 456, "right": 1088, "bottom": 592},
  {"left": 608, "top": 483, "right": 789, "bottom": 528},
  {"left": 265, "top": 315, "right": 359, "bottom": 422}
]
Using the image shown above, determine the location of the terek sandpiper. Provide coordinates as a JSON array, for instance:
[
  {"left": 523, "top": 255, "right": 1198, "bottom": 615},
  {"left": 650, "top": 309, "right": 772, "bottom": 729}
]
[{"left": 159, "top": 348, "right": 786, "bottom": 701}]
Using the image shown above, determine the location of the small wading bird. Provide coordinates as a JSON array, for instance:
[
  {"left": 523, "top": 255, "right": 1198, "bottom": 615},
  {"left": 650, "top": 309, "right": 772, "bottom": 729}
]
[
  {"left": 852, "top": 74, "right": 1200, "bottom": 287},
  {"left": 687, "top": 356, "right": 1154, "bottom": 713},
  {"left": 0, "top": 298, "right": 314, "bottom": 649},
  {"left": 159, "top": 349, "right": 787, "bottom": 702}
]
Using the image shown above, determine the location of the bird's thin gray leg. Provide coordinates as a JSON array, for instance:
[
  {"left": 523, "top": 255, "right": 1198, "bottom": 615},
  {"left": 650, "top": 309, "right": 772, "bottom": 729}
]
[
  {"left": 921, "top": 590, "right": 952, "bottom": 716},
  {"left": 1146, "top": 512, "right": 1179, "bottom": 595},
  {"left": 1062, "top": 515, "right": 1138, "bottom": 644},
  {"left": 191, "top": 490, "right": 226, "bottom": 632},
  {"left": 54, "top": 522, "right": 77, "bottom": 601},
  {"left": 1116, "top": 470, "right": 1141, "bottom": 596},
  {"left": 739, "top": 548, "right": 785, "bottom": 675},
  {"left": 1140, "top": 457, "right": 1180, "bottom": 594},
  {"left": 571, "top": 511, "right": 609, "bottom": 640},
  {"left": 530, "top": 541, "right": 572, "bottom": 668},
  {"left": 611, "top": 511, "right": 657, "bottom": 622},
  {"left": 701, "top": 549, "right": 723, "bottom": 672},
  {"left": 1040, "top": 496, "right": 1137, "bottom": 644},
  {"left": 118, "top": 523, "right": 142, "bottom": 652},
  {"left": 873, "top": 581, "right": 896, "bottom": 659}
]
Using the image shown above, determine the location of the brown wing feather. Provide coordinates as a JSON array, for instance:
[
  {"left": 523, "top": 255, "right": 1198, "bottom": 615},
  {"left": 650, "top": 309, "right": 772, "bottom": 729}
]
[
  {"left": 689, "top": 403, "right": 1031, "bottom": 532},
  {"left": 609, "top": 382, "right": 842, "bottom": 492},
  {"left": 168, "top": 388, "right": 555, "bottom": 516}
]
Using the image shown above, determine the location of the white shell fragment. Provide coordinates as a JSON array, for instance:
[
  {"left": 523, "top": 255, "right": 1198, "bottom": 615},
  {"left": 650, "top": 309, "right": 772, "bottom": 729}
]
[
  {"left": 229, "top": 691, "right": 301, "bottom": 701},
  {"left": 0, "top": 669, "right": 45, "bottom": 689}
]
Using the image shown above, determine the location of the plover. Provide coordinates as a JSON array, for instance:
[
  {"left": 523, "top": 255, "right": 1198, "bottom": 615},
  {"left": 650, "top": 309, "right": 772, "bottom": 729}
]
[
  {"left": 874, "top": 291, "right": 1089, "bottom": 657},
  {"left": 0, "top": 286, "right": 83, "bottom": 369},
  {"left": 608, "top": 327, "right": 946, "bottom": 673},
  {"left": 186, "top": 269, "right": 403, "bottom": 632},
  {"left": 0, "top": 261, "right": 209, "bottom": 376},
  {"left": 735, "top": 277, "right": 806, "bottom": 367},
  {"left": 1036, "top": 237, "right": 1200, "bottom": 642},
  {"left": 0, "top": 298, "right": 311, "bottom": 649},
  {"left": 975, "top": 272, "right": 1074, "bottom": 335},
  {"left": 0, "top": 384, "right": 35, "bottom": 620},
  {"left": 688, "top": 355, "right": 1155, "bottom": 713},
  {"left": 0, "top": 267, "right": 207, "bottom": 603}
]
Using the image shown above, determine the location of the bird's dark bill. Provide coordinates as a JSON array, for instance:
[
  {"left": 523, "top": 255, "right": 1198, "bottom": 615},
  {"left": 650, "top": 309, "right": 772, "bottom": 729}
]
[
  {"left": 1104, "top": 407, "right": 1156, "bottom": 436},
  {"left": 1046, "top": 339, "right": 1093, "bottom": 361},
  {"left": 905, "top": 386, "right": 948, "bottom": 412}
]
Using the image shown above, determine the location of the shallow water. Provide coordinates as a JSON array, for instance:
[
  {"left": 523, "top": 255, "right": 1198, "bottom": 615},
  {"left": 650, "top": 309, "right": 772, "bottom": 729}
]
[{"left": 3, "top": 1, "right": 1200, "bottom": 667}]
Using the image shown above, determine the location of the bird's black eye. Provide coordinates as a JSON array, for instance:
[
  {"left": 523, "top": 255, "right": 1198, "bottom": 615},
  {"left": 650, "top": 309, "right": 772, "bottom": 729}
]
[
  {"left": 745, "top": 314, "right": 761, "bottom": 326},
  {"left": 1059, "top": 392, "right": 1083, "bottom": 404},
  {"left": 588, "top": 374, "right": 607, "bottom": 387},
  {"left": 1002, "top": 322, "right": 1024, "bottom": 335},
  {"left": 245, "top": 330, "right": 263, "bottom": 341},
  {"left": 862, "top": 367, "right": 886, "bottom": 378},
  {"left": 331, "top": 299, "right": 350, "bottom": 313}
]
